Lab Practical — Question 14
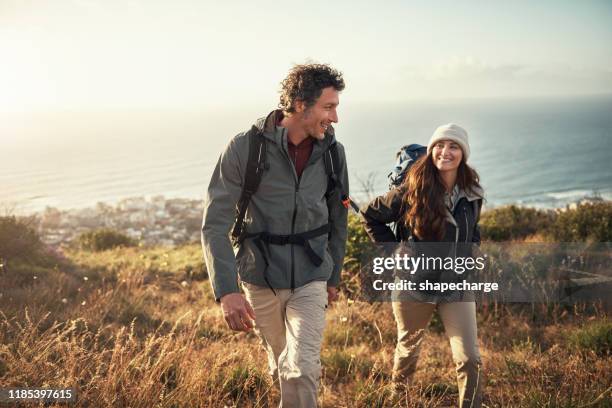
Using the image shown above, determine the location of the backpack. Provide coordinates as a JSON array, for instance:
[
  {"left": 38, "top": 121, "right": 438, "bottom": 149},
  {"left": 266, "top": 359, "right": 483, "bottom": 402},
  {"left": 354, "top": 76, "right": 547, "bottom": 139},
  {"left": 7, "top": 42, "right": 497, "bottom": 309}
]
[
  {"left": 230, "top": 126, "right": 356, "bottom": 245},
  {"left": 387, "top": 144, "right": 427, "bottom": 189}
]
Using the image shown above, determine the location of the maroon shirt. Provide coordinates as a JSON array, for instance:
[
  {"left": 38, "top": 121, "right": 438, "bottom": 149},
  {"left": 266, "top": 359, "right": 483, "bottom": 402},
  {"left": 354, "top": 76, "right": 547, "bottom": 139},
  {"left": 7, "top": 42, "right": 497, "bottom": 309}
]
[
  {"left": 276, "top": 112, "right": 314, "bottom": 178},
  {"left": 288, "top": 136, "right": 314, "bottom": 179}
]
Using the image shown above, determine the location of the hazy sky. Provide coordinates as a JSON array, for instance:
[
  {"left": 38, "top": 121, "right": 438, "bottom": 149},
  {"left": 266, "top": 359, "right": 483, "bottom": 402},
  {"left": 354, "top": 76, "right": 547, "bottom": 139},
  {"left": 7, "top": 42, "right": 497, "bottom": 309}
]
[{"left": 1, "top": 0, "right": 611, "bottom": 112}]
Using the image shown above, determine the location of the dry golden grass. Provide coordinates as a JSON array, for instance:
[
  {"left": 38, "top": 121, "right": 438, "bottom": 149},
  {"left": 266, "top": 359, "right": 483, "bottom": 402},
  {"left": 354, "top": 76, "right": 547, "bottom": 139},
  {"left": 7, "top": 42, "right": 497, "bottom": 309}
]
[{"left": 0, "top": 244, "right": 610, "bottom": 407}]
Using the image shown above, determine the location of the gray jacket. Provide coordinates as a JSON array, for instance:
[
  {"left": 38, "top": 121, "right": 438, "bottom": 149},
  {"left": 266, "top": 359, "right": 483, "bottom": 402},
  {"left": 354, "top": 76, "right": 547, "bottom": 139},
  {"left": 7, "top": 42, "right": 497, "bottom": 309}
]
[{"left": 201, "top": 110, "right": 349, "bottom": 301}]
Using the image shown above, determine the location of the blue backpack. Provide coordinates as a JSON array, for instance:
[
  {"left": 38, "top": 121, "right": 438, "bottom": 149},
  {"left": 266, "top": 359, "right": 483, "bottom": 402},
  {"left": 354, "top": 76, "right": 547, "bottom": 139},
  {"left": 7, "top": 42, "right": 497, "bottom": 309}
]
[{"left": 387, "top": 144, "right": 427, "bottom": 189}]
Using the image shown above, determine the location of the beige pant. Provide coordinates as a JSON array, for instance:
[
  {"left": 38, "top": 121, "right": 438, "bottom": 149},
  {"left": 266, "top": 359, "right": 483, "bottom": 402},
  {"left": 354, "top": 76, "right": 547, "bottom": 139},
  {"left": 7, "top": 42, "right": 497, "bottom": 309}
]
[
  {"left": 242, "top": 280, "right": 328, "bottom": 408},
  {"left": 392, "top": 301, "right": 483, "bottom": 408}
]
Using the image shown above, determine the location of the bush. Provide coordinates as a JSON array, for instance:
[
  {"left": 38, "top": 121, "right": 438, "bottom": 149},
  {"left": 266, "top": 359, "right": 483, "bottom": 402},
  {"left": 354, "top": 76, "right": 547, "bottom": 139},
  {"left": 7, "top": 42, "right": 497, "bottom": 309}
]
[
  {"left": 566, "top": 321, "right": 611, "bottom": 356},
  {"left": 0, "top": 216, "right": 42, "bottom": 261},
  {"left": 549, "top": 202, "right": 612, "bottom": 242},
  {"left": 78, "top": 229, "right": 136, "bottom": 251},
  {"left": 344, "top": 213, "right": 373, "bottom": 271},
  {"left": 342, "top": 213, "right": 379, "bottom": 298},
  {"left": 479, "top": 205, "right": 552, "bottom": 241},
  {"left": 480, "top": 202, "right": 612, "bottom": 242}
]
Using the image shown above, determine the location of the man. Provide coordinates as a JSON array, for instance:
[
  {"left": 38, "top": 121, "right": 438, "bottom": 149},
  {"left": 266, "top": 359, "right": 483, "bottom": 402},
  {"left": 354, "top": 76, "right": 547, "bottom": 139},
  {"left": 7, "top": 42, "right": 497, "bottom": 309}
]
[{"left": 201, "top": 63, "right": 349, "bottom": 407}]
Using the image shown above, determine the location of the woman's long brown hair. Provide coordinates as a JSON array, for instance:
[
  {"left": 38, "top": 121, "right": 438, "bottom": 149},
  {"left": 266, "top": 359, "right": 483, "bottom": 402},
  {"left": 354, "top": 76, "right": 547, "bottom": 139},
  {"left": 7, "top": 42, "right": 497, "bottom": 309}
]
[{"left": 403, "top": 153, "right": 482, "bottom": 241}]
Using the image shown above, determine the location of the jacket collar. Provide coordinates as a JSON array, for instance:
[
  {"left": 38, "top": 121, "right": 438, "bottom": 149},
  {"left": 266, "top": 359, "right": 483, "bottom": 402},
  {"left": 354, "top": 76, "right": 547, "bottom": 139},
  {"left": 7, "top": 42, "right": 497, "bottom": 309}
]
[
  {"left": 457, "top": 185, "right": 484, "bottom": 203},
  {"left": 445, "top": 185, "right": 484, "bottom": 227}
]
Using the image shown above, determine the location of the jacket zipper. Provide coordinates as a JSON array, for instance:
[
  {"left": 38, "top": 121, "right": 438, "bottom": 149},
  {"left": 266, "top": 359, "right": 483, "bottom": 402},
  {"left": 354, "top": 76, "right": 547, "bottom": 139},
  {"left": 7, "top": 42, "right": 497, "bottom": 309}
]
[
  {"left": 453, "top": 203, "right": 460, "bottom": 259},
  {"left": 287, "top": 136, "right": 300, "bottom": 292},
  {"left": 453, "top": 205, "right": 469, "bottom": 260},
  {"left": 284, "top": 134, "right": 320, "bottom": 292},
  {"left": 464, "top": 206, "right": 469, "bottom": 243},
  {"left": 291, "top": 182, "right": 299, "bottom": 291},
  {"left": 454, "top": 224, "right": 459, "bottom": 259}
]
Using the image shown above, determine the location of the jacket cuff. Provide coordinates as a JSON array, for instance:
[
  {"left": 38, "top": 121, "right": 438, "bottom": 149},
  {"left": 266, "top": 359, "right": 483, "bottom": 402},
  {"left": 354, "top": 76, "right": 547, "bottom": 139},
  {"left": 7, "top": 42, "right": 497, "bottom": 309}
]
[
  {"left": 213, "top": 281, "right": 240, "bottom": 303},
  {"left": 327, "top": 267, "right": 341, "bottom": 287}
]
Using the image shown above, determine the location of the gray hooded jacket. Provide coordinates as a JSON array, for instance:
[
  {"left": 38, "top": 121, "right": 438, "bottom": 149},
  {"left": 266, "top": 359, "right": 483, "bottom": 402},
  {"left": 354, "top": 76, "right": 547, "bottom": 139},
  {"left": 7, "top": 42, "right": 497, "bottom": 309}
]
[{"left": 201, "top": 110, "right": 349, "bottom": 301}]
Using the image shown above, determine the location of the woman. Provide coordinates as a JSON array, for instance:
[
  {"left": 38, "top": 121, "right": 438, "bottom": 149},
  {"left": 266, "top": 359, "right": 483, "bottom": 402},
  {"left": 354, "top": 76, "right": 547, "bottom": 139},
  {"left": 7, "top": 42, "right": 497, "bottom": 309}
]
[{"left": 361, "top": 123, "right": 484, "bottom": 408}]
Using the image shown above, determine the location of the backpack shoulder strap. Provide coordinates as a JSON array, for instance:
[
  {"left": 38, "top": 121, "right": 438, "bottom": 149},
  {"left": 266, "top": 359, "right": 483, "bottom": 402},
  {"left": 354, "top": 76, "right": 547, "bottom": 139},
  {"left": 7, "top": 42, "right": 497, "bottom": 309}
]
[
  {"left": 231, "top": 126, "right": 266, "bottom": 244},
  {"left": 323, "top": 143, "right": 340, "bottom": 198},
  {"left": 323, "top": 143, "right": 359, "bottom": 212}
]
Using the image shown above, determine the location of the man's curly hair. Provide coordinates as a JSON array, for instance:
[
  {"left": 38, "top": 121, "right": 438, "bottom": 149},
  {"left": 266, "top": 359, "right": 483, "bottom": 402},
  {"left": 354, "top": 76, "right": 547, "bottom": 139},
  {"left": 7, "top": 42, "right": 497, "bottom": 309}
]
[{"left": 279, "top": 64, "right": 345, "bottom": 115}]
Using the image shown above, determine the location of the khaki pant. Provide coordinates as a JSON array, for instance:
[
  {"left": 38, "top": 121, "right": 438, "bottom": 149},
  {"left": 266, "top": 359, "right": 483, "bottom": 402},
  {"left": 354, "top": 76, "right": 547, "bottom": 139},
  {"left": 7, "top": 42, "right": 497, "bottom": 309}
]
[
  {"left": 392, "top": 301, "right": 483, "bottom": 408},
  {"left": 242, "top": 280, "right": 328, "bottom": 408}
]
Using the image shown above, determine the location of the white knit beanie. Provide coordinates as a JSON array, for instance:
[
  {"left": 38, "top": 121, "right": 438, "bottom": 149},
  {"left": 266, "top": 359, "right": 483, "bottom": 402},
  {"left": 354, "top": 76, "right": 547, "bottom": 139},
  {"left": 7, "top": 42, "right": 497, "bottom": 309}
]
[{"left": 427, "top": 123, "right": 470, "bottom": 161}]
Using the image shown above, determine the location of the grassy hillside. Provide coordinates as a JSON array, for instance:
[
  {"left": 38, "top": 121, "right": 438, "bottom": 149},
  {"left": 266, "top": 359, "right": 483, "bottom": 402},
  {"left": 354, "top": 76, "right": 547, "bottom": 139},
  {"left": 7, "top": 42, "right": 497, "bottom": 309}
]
[{"left": 0, "top": 205, "right": 610, "bottom": 407}]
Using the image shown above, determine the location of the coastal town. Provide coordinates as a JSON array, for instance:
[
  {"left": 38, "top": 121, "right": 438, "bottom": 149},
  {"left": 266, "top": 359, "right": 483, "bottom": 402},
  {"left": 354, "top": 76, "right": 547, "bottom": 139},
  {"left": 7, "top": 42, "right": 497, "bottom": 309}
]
[
  {"left": 35, "top": 196, "right": 203, "bottom": 247},
  {"left": 30, "top": 193, "right": 606, "bottom": 248}
]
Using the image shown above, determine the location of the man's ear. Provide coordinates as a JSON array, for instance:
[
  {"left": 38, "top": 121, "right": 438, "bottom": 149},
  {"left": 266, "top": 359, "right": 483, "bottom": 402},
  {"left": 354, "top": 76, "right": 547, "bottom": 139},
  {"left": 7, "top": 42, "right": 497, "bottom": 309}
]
[{"left": 294, "top": 99, "right": 305, "bottom": 113}]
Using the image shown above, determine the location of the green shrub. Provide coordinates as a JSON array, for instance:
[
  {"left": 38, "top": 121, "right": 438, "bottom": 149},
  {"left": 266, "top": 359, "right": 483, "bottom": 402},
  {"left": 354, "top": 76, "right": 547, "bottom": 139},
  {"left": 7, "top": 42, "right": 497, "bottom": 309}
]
[
  {"left": 480, "top": 202, "right": 612, "bottom": 242},
  {"left": 479, "top": 205, "right": 552, "bottom": 241},
  {"left": 344, "top": 213, "right": 373, "bottom": 270},
  {"left": 78, "top": 229, "right": 136, "bottom": 251},
  {"left": 342, "top": 213, "right": 379, "bottom": 297},
  {"left": 566, "top": 321, "right": 611, "bottom": 356},
  {"left": 0, "top": 216, "right": 42, "bottom": 261},
  {"left": 549, "top": 202, "right": 612, "bottom": 242}
]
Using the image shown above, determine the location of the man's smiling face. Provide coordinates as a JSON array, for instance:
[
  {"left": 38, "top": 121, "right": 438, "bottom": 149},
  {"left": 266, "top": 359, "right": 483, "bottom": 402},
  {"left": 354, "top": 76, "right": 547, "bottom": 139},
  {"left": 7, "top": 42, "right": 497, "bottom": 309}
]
[{"left": 300, "top": 86, "right": 339, "bottom": 140}]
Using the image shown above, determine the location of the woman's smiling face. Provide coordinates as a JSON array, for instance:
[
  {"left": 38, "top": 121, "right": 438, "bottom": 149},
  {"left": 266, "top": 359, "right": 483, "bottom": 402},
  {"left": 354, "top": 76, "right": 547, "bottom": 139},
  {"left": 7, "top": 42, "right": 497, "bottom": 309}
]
[{"left": 431, "top": 139, "right": 463, "bottom": 173}]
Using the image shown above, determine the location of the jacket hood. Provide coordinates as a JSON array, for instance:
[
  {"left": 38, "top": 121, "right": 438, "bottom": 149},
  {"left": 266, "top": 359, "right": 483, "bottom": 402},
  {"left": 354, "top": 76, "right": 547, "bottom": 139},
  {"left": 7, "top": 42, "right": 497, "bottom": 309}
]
[
  {"left": 445, "top": 185, "right": 484, "bottom": 227},
  {"left": 457, "top": 185, "right": 484, "bottom": 203}
]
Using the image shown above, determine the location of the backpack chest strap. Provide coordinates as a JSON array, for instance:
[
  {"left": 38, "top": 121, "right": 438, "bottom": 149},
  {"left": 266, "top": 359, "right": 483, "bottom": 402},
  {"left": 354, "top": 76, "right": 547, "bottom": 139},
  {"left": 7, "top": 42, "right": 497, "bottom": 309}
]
[
  {"left": 242, "top": 222, "right": 332, "bottom": 293},
  {"left": 244, "top": 222, "right": 331, "bottom": 266}
]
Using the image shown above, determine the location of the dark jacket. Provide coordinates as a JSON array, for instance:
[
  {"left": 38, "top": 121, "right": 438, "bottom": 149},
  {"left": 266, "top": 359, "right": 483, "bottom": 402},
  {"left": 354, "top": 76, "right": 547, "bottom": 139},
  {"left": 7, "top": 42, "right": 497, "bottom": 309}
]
[
  {"left": 361, "top": 184, "right": 484, "bottom": 302},
  {"left": 361, "top": 184, "right": 483, "bottom": 245}
]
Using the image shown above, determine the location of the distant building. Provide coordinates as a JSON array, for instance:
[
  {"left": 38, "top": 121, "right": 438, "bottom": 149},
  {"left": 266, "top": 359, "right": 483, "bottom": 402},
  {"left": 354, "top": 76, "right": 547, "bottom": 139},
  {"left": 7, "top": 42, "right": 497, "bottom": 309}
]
[
  {"left": 118, "top": 197, "right": 147, "bottom": 211},
  {"left": 37, "top": 196, "right": 203, "bottom": 247},
  {"left": 151, "top": 195, "right": 166, "bottom": 210}
]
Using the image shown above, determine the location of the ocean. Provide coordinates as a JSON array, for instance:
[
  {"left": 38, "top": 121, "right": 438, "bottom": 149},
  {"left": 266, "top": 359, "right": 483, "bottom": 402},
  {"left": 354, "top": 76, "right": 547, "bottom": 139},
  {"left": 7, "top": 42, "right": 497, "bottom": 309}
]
[{"left": 1, "top": 95, "right": 611, "bottom": 214}]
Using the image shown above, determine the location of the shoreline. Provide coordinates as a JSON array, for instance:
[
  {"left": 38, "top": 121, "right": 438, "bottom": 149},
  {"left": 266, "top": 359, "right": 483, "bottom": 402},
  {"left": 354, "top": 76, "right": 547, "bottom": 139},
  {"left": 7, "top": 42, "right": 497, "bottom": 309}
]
[
  {"left": 9, "top": 193, "right": 609, "bottom": 248},
  {"left": 4, "top": 186, "right": 610, "bottom": 217}
]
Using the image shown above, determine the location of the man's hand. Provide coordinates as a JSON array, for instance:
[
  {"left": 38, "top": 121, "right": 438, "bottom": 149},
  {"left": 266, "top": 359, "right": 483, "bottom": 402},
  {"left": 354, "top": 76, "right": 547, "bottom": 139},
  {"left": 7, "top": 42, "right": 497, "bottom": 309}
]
[
  {"left": 327, "top": 286, "right": 339, "bottom": 305},
  {"left": 220, "top": 293, "right": 256, "bottom": 332}
]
